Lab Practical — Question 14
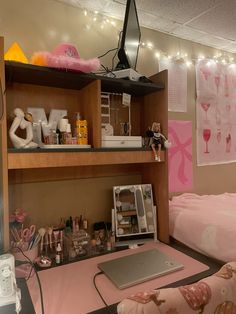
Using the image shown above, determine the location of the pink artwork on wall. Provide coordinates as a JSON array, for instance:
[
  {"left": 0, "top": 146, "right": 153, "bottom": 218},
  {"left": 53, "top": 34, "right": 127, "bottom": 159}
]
[
  {"left": 168, "top": 120, "right": 193, "bottom": 193},
  {"left": 196, "top": 59, "right": 236, "bottom": 165}
]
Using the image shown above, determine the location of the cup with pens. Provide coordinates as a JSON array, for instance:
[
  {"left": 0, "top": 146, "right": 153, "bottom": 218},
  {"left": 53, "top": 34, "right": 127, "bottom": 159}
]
[{"left": 10, "top": 224, "right": 40, "bottom": 262}]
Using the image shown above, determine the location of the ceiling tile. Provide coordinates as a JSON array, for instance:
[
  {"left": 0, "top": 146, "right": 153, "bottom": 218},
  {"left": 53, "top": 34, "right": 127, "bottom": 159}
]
[
  {"left": 171, "top": 25, "right": 207, "bottom": 41},
  {"left": 188, "top": 0, "right": 236, "bottom": 41},
  {"left": 53, "top": 0, "right": 236, "bottom": 54},
  {"left": 136, "top": 0, "right": 224, "bottom": 23}
]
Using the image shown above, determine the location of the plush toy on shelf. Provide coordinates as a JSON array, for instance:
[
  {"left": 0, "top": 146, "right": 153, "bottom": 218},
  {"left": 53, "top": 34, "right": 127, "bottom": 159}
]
[
  {"left": 146, "top": 122, "right": 171, "bottom": 161},
  {"left": 9, "top": 108, "right": 38, "bottom": 149}
]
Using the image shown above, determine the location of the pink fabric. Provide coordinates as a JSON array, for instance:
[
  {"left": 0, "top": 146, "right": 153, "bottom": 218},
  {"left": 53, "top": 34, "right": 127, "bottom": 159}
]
[
  {"left": 27, "top": 241, "right": 208, "bottom": 314},
  {"left": 169, "top": 193, "right": 236, "bottom": 262},
  {"left": 117, "top": 262, "right": 236, "bottom": 314},
  {"left": 52, "top": 43, "right": 80, "bottom": 58},
  {"left": 31, "top": 43, "right": 100, "bottom": 73},
  {"left": 168, "top": 120, "right": 193, "bottom": 193}
]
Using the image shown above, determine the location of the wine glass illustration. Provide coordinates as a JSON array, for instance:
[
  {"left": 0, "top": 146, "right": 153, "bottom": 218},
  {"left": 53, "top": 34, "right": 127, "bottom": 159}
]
[
  {"left": 224, "top": 75, "right": 229, "bottom": 97},
  {"left": 226, "top": 133, "right": 231, "bottom": 153},
  {"left": 215, "top": 75, "right": 220, "bottom": 95},
  {"left": 201, "top": 102, "right": 210, "bottom": 122},
  {"left": 216, "top": 128, "right": 221, "bottom": 143},
  {"left": 203, "top": 128, "right": 211, "bottom": 153},
  {"left": 200, "top": 67, "right": 211, "bottom": 80}
]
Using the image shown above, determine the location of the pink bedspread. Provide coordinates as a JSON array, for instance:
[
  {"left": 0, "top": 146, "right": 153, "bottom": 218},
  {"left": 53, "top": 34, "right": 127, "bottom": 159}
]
[{"left": 169, "top": 193, "right": 236, "bottom": 262}]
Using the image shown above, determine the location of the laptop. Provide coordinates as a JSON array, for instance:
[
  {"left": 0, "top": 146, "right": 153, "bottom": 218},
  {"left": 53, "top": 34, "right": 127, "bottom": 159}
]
[{"left": 97, "top": 248, "right": 184, "bottom": 289}]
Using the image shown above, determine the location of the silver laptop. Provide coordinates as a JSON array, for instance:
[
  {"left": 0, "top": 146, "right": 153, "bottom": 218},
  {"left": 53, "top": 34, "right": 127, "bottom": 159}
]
[{"left": 97, "top": 248, "right": 184, "bottom": 289}]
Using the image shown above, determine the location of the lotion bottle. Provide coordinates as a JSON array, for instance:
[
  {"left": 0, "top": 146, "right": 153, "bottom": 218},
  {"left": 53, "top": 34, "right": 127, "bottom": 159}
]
[{"left": 76, "top": 112, "right": 88, "bottom": 145}]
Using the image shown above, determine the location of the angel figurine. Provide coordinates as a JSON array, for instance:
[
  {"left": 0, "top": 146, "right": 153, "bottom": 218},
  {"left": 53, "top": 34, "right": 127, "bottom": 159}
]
[
  {"left": 146, "top": 122, "right": 171, "bottom": 161},
  {"left": 9, "top": 108, "right": 38, "bottom": 149}
]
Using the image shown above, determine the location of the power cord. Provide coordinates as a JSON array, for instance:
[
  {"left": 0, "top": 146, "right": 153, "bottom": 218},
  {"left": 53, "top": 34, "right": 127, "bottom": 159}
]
[
  {"left": 96, "top": 31, "right": 123, "bottom": 75},
  {"left": 93, "top": 271, "right": 114, "bottom": 314},
  {"left": 97, "top": 48, "right": 118, "bottom": 59},
  {"left": 14, "top": 247, "right": 45, "bottom": 314}
]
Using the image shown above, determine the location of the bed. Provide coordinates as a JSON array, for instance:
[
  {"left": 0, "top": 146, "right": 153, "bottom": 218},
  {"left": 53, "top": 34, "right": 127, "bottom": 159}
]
[{"left": 169, "top": 193, "right": 236, "bottom": 263}]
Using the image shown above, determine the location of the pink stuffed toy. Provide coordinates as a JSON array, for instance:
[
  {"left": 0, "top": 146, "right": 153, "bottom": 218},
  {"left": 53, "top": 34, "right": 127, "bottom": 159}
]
[{"left": 31, "top": 43, "right": 100, "bottom": 73}]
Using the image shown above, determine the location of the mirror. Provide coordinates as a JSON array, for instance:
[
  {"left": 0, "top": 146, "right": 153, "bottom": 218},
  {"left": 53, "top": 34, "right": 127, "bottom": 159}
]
[
  {"left": 113, "top": 184, "right": 155, "bottom": 238},
  {"left": 0, "top": 78, "right": 3, "bottom": 121}
]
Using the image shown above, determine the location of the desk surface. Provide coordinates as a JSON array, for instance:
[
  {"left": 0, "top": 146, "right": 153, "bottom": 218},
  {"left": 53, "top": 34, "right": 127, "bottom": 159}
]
[
  {"left": 2, "top": 240, "right": 222, "bottom": 314},
  {"left": 26, "top": 241, "right": 217, "bottom": 314},
  {"left": 89, "top": 240, "right": 223, "bottom": 314}
]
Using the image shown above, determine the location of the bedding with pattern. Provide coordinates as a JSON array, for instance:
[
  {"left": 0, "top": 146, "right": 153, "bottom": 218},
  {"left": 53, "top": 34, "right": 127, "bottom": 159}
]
[
  {"left": 169, "top": 193, "right": 236, "bottom": 262},
  {"left": 117, "top": 262, "right": 236, "bottom": 314}
]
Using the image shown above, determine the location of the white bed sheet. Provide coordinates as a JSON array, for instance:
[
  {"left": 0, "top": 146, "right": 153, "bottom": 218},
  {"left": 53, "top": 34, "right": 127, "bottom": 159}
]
[{"left": 169, "top": 193, "right": 236, "bottom": 262}]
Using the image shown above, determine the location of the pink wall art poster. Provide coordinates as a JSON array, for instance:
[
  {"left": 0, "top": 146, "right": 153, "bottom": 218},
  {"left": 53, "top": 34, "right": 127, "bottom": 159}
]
[
  {"left": 168, "top": 120, "right": 193, "bottom": 193},
  {"left": 196, "top": 59, "right": 236, "bottom": 165}
]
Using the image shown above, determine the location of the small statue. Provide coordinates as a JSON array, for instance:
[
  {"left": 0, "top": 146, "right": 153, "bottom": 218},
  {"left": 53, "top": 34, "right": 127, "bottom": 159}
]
[
  {"left": 146, "top": 122, "right": 171, "bottom": 161},
  {"left": 9, "top": 108, "right": 38, "bottom": 149}
]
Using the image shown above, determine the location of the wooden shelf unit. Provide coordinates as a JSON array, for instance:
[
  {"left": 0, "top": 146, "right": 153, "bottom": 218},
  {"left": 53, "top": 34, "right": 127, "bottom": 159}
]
[{"left": 0, "top": 36, "right": 169, "bottom": 250}]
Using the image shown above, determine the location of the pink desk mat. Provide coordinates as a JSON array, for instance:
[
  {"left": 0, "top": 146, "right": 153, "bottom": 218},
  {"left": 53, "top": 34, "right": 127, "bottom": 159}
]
[{"left": 27, "top": 241, "right": 209, "bottom": 314}]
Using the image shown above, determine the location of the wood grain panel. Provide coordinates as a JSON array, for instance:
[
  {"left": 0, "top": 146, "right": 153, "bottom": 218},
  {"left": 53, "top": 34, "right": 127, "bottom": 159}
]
[
  {"left": 8, "top": 164, "right": 142, "bottom": 184},
  {"left": 8, "top": 150, "right": 165, "bottom": 169},
  {"left": 80, "top": 80, "right": 101, "bottom": 148},
  {"left": 0, "top": 37, "right": 10, "bottom": 250},
  {"left": 142, "top": 70, "right": 169, "bottom": 243}
]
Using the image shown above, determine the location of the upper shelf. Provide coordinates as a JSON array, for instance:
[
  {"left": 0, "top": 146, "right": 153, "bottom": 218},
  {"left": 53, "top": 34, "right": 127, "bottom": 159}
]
[
  {"left": 7, "top": 149, "right": 164, "bottom": 169},
  {"left": 5, "top": 61, "right": 164, "bottom": 97}
]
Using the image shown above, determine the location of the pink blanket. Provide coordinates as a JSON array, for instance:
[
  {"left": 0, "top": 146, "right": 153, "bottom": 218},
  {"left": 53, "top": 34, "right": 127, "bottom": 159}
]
[
  {"left": 169, "top": 193, "right": 236, "bottom": 262},
  {"left": 117, "top": 262, "right": 236, "bottom": 314}
]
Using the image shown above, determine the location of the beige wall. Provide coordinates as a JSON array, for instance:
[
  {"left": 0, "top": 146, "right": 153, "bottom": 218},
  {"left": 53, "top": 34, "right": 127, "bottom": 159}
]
[{"left": 2, "top": 0, "right": 236, "bottom": 229}]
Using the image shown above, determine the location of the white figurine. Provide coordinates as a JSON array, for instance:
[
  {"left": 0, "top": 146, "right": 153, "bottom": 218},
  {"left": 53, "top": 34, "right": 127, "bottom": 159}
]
[{"left": 9, "top": 108, "right": 38, "bottom": 149}]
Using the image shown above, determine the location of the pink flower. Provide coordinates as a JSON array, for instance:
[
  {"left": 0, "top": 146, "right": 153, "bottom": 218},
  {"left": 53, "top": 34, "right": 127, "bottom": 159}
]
[
  {"left": 15, "top": 208, "right": 27, "bottom": 222},
  {"left": 10, "top": 208, "right": 27, "bottom": 223}
]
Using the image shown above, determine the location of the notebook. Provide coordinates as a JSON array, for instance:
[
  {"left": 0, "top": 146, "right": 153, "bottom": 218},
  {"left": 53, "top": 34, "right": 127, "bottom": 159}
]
[{"left": 97, "top": 248, "right": 184, "bottom": 289}]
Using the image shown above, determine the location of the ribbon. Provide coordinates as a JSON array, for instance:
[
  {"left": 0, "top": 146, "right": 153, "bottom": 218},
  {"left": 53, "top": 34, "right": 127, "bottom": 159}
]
[{"left": 168, "top": 126, "right": 192, "bottom": 185}]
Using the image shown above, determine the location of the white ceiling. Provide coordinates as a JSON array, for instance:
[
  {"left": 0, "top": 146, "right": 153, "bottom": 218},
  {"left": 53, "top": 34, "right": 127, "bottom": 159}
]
[{"left": 56, "top": 0, "right": 236, "bottom": 53}]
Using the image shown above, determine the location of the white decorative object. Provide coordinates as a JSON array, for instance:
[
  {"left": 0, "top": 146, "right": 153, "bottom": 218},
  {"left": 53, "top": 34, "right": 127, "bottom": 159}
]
[{"left": 9, "top": 108, "right": 38, "bottom": 149}]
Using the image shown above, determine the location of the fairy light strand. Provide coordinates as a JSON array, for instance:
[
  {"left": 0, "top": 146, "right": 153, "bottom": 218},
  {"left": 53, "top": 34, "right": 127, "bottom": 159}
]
[{"left": 82, "top": 9, "right": 235, "bottom": 67}]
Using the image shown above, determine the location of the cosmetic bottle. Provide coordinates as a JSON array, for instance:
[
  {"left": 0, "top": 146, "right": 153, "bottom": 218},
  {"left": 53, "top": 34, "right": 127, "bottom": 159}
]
[
  {"left": 55, "top": 243, "right": 63, "bottom": 264},
  {"left": 65, "top": 123, "right": 72, "bottom": 144},
  {"left": 82, "top": 211, "right": 88, "bottom": 230},
  {"left": 76, "top": 112, "right": 88, "bottom": 145}
]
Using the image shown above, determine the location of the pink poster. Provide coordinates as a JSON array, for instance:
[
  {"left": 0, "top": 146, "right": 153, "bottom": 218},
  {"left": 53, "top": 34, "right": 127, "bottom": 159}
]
[
  {"left": 196, "top": 59, "right": 236, "bottom": 165},
  {"left": 168, "top": 120, "right": 193, "bottom": 192}
]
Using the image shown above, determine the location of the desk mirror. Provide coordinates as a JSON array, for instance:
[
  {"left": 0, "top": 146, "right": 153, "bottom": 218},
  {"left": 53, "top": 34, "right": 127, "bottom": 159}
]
[{"left": 113, "top": 184, "right": 155, "bottom": 238}]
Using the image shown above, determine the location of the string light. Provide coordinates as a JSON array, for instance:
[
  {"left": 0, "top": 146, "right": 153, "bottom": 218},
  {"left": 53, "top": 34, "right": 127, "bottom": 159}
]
[
  {"left": 139, "top": 39, "right": 236, "bottom": 68},
  {"left": 81, "top": 9, "right": 236, "bottom": 68},
  {"left": 82, "top": 8, "right": 119, "bottom": 31}
]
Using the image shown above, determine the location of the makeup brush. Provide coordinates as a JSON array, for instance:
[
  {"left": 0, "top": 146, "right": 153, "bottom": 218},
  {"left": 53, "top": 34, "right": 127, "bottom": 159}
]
[
  {"left": 48, "top": 227, "right": 53, "bottom": 249},
  {"left": 38, "top": 227, "right": 46, "bottom": 253}
]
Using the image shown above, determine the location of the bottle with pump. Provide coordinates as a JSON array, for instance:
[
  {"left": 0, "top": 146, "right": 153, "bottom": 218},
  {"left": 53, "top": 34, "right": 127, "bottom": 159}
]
[{"left": 76, "top": 112, "right": 88, "bottom": 145}]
